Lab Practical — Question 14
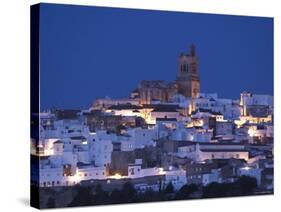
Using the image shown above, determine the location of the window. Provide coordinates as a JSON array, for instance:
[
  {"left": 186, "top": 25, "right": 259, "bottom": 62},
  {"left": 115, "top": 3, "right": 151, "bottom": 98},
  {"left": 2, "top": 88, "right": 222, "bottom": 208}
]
[
  {"left": 130, "top": 168, "right": 135, "bottom": 175},
  {"left": 182, "top": 64, "right": 189, "bottom": 72}
]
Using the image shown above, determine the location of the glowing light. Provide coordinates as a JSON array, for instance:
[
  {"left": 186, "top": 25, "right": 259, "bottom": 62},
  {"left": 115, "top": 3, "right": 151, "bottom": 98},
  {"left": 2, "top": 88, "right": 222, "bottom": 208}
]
[
  {"left": 248, "top": 128, "right": 255, "bottom": 137},
  {"left": 242, "top": 166, "right": 251, "bottom": 171},
  {"left": 109, "top": 173, "right": 123, "bottom": 179},
  {"left": 158, "top": 168, "right": 166, "bottom": 175},
  {"left": 67, "top": 172, "right": 82, "bottom": 185}
]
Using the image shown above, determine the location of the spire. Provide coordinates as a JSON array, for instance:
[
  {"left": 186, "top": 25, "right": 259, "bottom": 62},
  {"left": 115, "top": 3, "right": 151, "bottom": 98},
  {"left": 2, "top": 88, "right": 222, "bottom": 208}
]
[{"left": 190, "top": 44, "right": 196, "bottom": 57}]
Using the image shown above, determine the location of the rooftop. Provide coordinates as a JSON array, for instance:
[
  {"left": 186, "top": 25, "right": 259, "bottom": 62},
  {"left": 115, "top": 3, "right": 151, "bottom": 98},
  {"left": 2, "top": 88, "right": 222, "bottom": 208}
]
[
  {"left": 200, "top": 149, "right": 248, "bottom": 152},
  {"left": 156, "top": 117, "right": 177, "bottom": 122},
  {"left": 152, "top": 104, "right": 180, "bottom": 112},
  {"left": 108, "top": 104, "right": 143, "bottom": 110}
]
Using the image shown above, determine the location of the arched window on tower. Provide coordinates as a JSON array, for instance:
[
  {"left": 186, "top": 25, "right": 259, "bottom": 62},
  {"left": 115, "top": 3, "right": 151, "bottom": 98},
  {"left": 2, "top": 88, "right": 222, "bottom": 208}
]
[
  {"left": 185, "top": 64, "right": 189, "bottom": 72},
  {"left": 181, "top": 63, "right": 189, "bottom": 73}
]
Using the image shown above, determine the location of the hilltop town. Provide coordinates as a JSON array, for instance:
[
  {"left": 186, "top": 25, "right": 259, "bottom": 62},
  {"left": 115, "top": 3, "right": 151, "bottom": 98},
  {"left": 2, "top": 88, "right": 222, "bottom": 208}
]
[{"left": 31, "top": 45, "right": 273, "bottom": 207}]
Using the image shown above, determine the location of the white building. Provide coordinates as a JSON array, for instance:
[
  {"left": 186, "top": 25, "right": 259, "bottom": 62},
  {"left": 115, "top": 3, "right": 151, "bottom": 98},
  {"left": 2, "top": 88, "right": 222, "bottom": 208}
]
[
  {"left": 126, "top": 127, "right": 157, "bottom": 148},
  {"left": 177, "top": 143, "right": 249, "bottom": 162},
  {"left": 163, "top": 168, "right": 187, "bottom": 190},
  {"left": 202, "top": 169, "right": 221, "bottom": 186},
  {"left": 89, "top": 131, "right": 113, "bottom": 167},
  {"left": 128, "top": 159, "right": 165, "bottom": 179}
]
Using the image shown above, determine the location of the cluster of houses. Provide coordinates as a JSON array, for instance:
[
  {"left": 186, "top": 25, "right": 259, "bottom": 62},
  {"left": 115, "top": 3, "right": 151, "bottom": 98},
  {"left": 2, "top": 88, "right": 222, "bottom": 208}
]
[{"left": 31, "top": 90, "right": 273, "bottom": 193}]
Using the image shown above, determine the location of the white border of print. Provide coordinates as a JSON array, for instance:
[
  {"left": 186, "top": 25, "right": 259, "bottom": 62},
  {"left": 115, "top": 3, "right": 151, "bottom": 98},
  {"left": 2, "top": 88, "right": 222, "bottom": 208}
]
[{"left": 0, "top": 0, "right": 279, "bottom": 211}]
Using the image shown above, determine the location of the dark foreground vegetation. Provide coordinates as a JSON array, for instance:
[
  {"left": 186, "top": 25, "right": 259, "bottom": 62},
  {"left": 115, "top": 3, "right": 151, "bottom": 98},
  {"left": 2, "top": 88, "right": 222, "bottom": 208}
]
[{"left": 38, "top": 176, "right": 270, "bottom": 208}]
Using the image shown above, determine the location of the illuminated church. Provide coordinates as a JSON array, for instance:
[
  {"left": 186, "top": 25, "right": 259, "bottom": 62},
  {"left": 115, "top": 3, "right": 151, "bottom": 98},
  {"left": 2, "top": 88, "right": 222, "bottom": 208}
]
[{"left": 136, "top": 44, "right": 200, "bottom": 104}]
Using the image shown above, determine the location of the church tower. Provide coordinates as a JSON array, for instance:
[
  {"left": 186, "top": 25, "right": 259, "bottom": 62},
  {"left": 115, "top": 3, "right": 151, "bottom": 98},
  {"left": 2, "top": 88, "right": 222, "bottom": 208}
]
[{"left": 176, "top": 44, "right": 200, "bottom": 98}]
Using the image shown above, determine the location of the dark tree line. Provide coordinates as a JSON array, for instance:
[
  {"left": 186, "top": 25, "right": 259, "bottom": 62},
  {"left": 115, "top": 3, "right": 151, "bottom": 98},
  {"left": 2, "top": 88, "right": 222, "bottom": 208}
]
[
  {"left": 202, "top": 175, "right": 258, "bottom": 198},
  {"left": 44, "top": 176, "right": 258, "bottom": 208},
  {"left": 66, "top": 182, "right": 200, "bottom": 207}
]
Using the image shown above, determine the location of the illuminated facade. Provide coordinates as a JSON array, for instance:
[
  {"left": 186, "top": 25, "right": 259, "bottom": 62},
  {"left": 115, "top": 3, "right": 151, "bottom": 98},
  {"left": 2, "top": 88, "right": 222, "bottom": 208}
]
[{"left": 176, "top": 44, "right": 200, "bottom": 98}]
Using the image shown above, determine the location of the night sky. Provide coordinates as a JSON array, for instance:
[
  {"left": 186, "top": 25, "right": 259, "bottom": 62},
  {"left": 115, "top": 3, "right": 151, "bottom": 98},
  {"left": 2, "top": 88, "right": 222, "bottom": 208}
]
[{"left": 39, "top": 3, "right": 273, "bottom": 110}]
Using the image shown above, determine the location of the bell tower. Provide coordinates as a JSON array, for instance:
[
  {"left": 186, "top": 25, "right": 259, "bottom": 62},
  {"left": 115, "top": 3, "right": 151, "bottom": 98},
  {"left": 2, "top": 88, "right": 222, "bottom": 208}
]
[{"left": 176, "top": 44, "right": 200, "bottom": 98}]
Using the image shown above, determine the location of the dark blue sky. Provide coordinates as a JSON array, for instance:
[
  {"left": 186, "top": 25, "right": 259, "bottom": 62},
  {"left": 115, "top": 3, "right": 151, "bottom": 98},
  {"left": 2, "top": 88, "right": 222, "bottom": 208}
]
[{"left": 39, "top": 3, "right": 273, "bottom": 110}]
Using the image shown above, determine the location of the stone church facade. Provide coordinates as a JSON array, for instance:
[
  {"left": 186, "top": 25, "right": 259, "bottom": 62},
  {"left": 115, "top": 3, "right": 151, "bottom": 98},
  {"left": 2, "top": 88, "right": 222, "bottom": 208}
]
[{"left": 136, "top": 45, "right": 200, "bottom": 104}]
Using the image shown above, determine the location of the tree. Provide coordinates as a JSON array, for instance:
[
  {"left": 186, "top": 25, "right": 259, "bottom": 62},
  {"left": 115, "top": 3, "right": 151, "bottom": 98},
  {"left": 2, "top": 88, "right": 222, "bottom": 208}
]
[
  {"left": 175, "top": 184, "right": 198, "bottom": 200},
  {"left": 236, "top": 175, "right": 257, "bottom": 195},
  {"left": 202, "top": 182, "right": 228, "bottom": 198},
  {"left": 164, "top": 182, "right": 174, "bottom": 194},
  {"left": 120, "top": 182, "right": 137, "bottom": 203},
  {"left": 137, "top": 189, "right": 160, "bottom": 202},
  {"left": 93, "top": 184, "right": 108, "bottom": 205},
  {"left": 46, "top": 197, "right": 56, "bottom": 208},
  {"left": 109, "top": 189, "right": 122, "bottom": 204},
  {"left": 68, "top": 186, "right": 94, "bottom": 207},
  {"left": 202, "top": 176, "right": 258, "bottom": 198}
]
